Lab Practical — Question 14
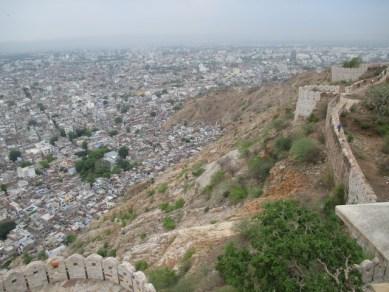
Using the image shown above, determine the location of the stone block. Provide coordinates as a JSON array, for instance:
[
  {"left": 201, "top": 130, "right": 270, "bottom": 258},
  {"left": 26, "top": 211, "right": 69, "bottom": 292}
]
[
  {"left": 118, "top": 262, "right": 135, "bottom": 290},
  {"left": 47, "top": 256, "right": 68, "bottom": 283},
  {"left": 65, "top": 254, "right": 87, "bottom": 279},
  {"left": 3, "top": 269, "right": 28, "bottom": 292},
  {"left": 144, "top": 283, "right": 156, "bottom": 292},
  {"left": 85, "top": 253, "right": 104, "bottom": 280},
  {"left": 359, "top": 259, "right": 375, "bottom": 284},
  {"left": 133, "top": 271, "right": 147, "bottom": 292},
  {"left": 103, "top": 257, "right": 119, "bottom": 284},
  {"left": 24, "top": 261, "right": 49, "bottom": 291}
]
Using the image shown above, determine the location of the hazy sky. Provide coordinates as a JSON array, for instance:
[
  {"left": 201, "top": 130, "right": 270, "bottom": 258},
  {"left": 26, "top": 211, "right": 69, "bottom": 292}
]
[{"left": 1, "top": 0, "right": 389, "bottom": 45}]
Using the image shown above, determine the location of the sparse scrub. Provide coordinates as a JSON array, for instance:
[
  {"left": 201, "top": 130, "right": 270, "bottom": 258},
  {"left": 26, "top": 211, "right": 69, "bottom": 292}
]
[
  {"left": 248, "top": 156, "right": 274, "bottom": 181},
  {"left": 135, "top": 260, "right": 149, "bottom": 271},
  {"left": 204, "top": 170, "right": 225, "bottom": 194},
  {"left": 228, "top": 184, "right": 248, "bottom": 204},
  {"left": 248, "top": 186, "right": 263, "bottom": 198},
  {"left": 163, "top": 217, "right": 176, "bottom": 230},
  {"left": 324, "top": 185, "right": 346, "bottom": 215},
  {"left": 365, "top": 83, "right": 389, "bottom": 117},
  {"left": 157, "top": 183, "right": 168, "bottom": 193},
  {"left": 160, "top": 198, "right": 185, "bottom": 213},
  {"left": 274, "top": 136, "right": 292, "bottom": 155},
  {"left": 112, "top": 208, "right": 136, "bottom": 226},
  {"left": 148, "top": 267, "right": 178, "bottom": 290},
  {"left": 290, "top": 137, "right": 320, "bottom": 163},
  {"left": 191, "top": 163, "right": 205, "bottom": 177}
]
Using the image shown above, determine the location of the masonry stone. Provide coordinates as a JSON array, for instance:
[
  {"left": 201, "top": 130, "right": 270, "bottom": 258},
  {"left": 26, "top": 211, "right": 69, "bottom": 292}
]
[
  {"left": 331, "top": 64, "right": 369, "bottom": 82},
  {"left": 133, "top": 271, "right": 147, "bottom": 292},
  {"left": 3, "top": 269, "right": 28, "bottom": 292},
  {"left": 47, "top": 256, "right": 68, "bottom": 283},
  {"left": 118, "top": 262, "right": 135, "bottom": 291},
  {"left": 86, "top": 253, "right": 104, "bottom": 280},
  {"left": 103, "top": 257, "right": 120, "bottom": 284},
  {"left": 65, "top": 254, "right": 87, "bottom": 279},
  {"left": 24, "top": 261, "right": 49, "bottom": 291}
]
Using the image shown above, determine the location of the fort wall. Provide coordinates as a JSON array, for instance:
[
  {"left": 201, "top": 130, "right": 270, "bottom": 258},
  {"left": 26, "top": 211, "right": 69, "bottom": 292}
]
[{"left": 0, "top": 254, "right": 155, "bottom": 292}]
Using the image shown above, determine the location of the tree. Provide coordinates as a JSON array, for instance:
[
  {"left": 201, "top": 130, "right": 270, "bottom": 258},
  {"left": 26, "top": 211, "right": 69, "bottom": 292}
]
[
  {"left": 64, "top": 234, "right": 77, "bottom": 245},
  {"left": 9, "top": 149, "right": 21, "bottom": 162},
  {"left": 0, "top": 220, "right": 16, "bottom": 240},
  {"left": 290, "top": 138, "right": 320, "bottom": 163},
  {"left": 0, "top": 184, "right": 7, "bottom": 193},
  {"left": 37, "top": 250, "right": 48, "bottom": 260},
  {"left": 114, "top": 116, "right": 123, "bottom": 124},
  {"left": 343, "top": 57, "right": 362, "bottom": 68},
  {"left": 49, "top": 136, "right": 58, "bottom": 146},
  {"left": 118, "top": 146, "right": 129, "bottom": 159},
  {"left": 365, "top": 83, "right": 389, "bottom": 117},
  {"left": 217, "top": 201, "right": 364, "bottom": 292}
]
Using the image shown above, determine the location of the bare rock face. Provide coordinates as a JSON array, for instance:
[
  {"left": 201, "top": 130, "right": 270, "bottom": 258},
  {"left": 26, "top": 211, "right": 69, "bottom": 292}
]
[{"left": 196, "top": 149, "right": 242, "bottom": 191}]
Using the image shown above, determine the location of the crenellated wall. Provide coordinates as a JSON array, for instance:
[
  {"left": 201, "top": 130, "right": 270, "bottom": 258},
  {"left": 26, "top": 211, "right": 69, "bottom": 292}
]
[{"left": 0, "top": 254, "right": 156, "bottom": 292}]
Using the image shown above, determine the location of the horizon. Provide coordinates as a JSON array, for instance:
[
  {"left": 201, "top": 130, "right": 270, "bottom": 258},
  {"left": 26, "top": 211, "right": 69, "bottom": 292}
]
[{"left": 1, "top": 0, "right": 389, "bottom": 53}]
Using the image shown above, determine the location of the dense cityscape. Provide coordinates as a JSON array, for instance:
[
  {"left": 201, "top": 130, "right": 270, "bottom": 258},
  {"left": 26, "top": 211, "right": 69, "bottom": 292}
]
[{"left": 0, "top": 45, "right": 389, "bottom": 266}]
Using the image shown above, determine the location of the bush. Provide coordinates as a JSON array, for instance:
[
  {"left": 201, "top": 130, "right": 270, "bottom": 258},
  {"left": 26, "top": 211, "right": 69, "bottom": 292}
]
[
  {"left": 228, "top": 184, "right": 248, "bottom": 204},
  {"left": 160, "top": 198, "right": 185, "bottom": 213},
  {"left": 163, "top": 217, "right": 176, "bottom": 230},
  {"left": 135, "top": 260, "right": 149, "bottom": 271},
  {"left": 64, "top": 234, "right": 77, "bottom": 245},
  {"left": 191, "top": 163, "right": 205, "bottom": 177},
  {"left": 148, "top": 267, "right": 178, "bottom": 290},
  {"left": 248, "top": 157, "right": 274, "bottom": 180},
  {"left": 118, "top": 146, "right": 129, "bottom": 159},
  {"left": 365, "top": 83, "right": 389, "bottom": 117},
  {"left": 290, "top": 138, "right": 320, "bottom": 163},
  {"left": 9, "top": 149, "right": 21, "bottom": 162},
  {"left": 216, "top": 201, "right": 364, "bottom": 292},
  {"left": 274, "top": 136, "right": 292, "bottom": 154},
  {"left": 324, "top": 185, "right": 346, "bottom": 215},
  {"left": 157, "top": 183, "right": 168, "bottom": 193},
  {"left": 248, "top": 186, "right": 263, "bottom": 198}
]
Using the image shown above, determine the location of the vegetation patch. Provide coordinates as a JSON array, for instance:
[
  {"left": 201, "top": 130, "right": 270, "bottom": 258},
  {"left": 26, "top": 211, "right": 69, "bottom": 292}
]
[
  {"left": 160, "top": 198, "right": 185, "bottom": 213},
  {"left": 290, "top": 137, "right": 320, "bottom": 163},
  {"left": 163, "top": 217, "right": 176, "bottom": 230},
  {"left": 216, "top": 200, "right": 364, "bottom": 292}
]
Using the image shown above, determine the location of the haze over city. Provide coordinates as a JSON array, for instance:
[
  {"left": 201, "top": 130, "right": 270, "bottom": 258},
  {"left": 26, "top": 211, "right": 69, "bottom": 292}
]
[{"left": 1, "top": 0, "right": 389, "bottom": 52}]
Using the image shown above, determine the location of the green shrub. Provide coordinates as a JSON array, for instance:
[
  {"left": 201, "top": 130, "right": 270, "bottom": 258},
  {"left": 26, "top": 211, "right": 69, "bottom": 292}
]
[
  {"left": 216, "top": 200, "right": 364, "bottom": 292},
  {"left": 160, "top": 198, "right": 185, "bottom": 213},
  {"left": 163, "top": 217, "right": 176, "bottom": 230},
  {"left": 64, "top": 234, "right": 77, "bottom": 245},
  {"left": 135, "top": 260, "right": 149, "bottom": 271},
  {"left": 228, "top": 184, "right": 248, "bottom": 204},
  {"left": 248, "top": 186, "right": 263, "bottom": 198},
  {"left": 290, "top": 138, "right": 320, "bottom": 163},
  {"left": 204, "top": 170, "right": 225, "bottom": 194},
  {"left": 307, "top": 113, "right": 319, "bottom": 123},
  {"left": 248, "top": 157, "right": 274, "bottom": 180},
  {"left": 157, "top": 183, "right": 168, "bottom": 193},
  {"left": 148, "top": 267, "right": 178, "bottom": 290},
  {"left": 274, "top": 136, "right": 292, "bottom": 154},
  {"left": 192, "top": 163, "right": 205, "bottom": 177},
  {"left": 365, "top": 83, "right": 389, "bottom": 117},
  {"left": 323, "top": 185, "right": 346, "bottom": 215}
]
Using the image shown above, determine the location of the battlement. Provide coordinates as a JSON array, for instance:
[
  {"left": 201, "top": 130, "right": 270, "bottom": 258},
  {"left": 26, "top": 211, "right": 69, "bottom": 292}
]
[
  {"left": 0, "top": 254, "right": 155, "bottom": 292},
  {"left": 331, "top": 64, "right": 369, "bottom": 82}
]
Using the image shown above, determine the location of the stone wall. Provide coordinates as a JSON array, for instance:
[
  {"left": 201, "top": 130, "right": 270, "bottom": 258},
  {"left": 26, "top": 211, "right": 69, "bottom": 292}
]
[
  {"left": 325, "top": 95, "right": 377, "bottom": 204},
  {"left": 331, "top": 64, "right": 369, "bottom": 82},
  {"left": 0, "top": 254, "right": 156, "bottom": 292},
  {"left": 294, "top": 85, "right": 339, "bottom": 121}
]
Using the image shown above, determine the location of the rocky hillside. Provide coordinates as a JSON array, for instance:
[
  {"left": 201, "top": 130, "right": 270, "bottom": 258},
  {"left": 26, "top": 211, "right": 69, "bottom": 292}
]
[{"left": 64, "top": 70, "right": 344, "bottom": 291}]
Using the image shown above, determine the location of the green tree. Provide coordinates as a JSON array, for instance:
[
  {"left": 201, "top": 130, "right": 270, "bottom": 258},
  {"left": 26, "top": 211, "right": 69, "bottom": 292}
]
[
  {"left": 64, "top": 234, "right": 77, "bottom": 245},
  {"left": 343, "top": 57, "right": 362, "bottom": 68},
  {"left": 9, "top": 149, "right": 21, "bottom": 162},
  {"left": 0, "top": 220, "right": 16, "bottom": 240},
  {"left": 118, "top": 146, "right": 129, "bottom": 159}
]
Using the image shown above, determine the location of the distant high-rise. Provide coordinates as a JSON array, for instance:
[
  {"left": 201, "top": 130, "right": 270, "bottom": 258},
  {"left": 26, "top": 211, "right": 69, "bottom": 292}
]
[{"left": 290, "top": 50, "right": 297, "bottom": 63}]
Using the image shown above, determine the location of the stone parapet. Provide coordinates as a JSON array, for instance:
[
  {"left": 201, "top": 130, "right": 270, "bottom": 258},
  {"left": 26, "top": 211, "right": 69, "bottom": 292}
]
[{"left": 0, "top": 254, "right": 155, "bottom": 292}]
